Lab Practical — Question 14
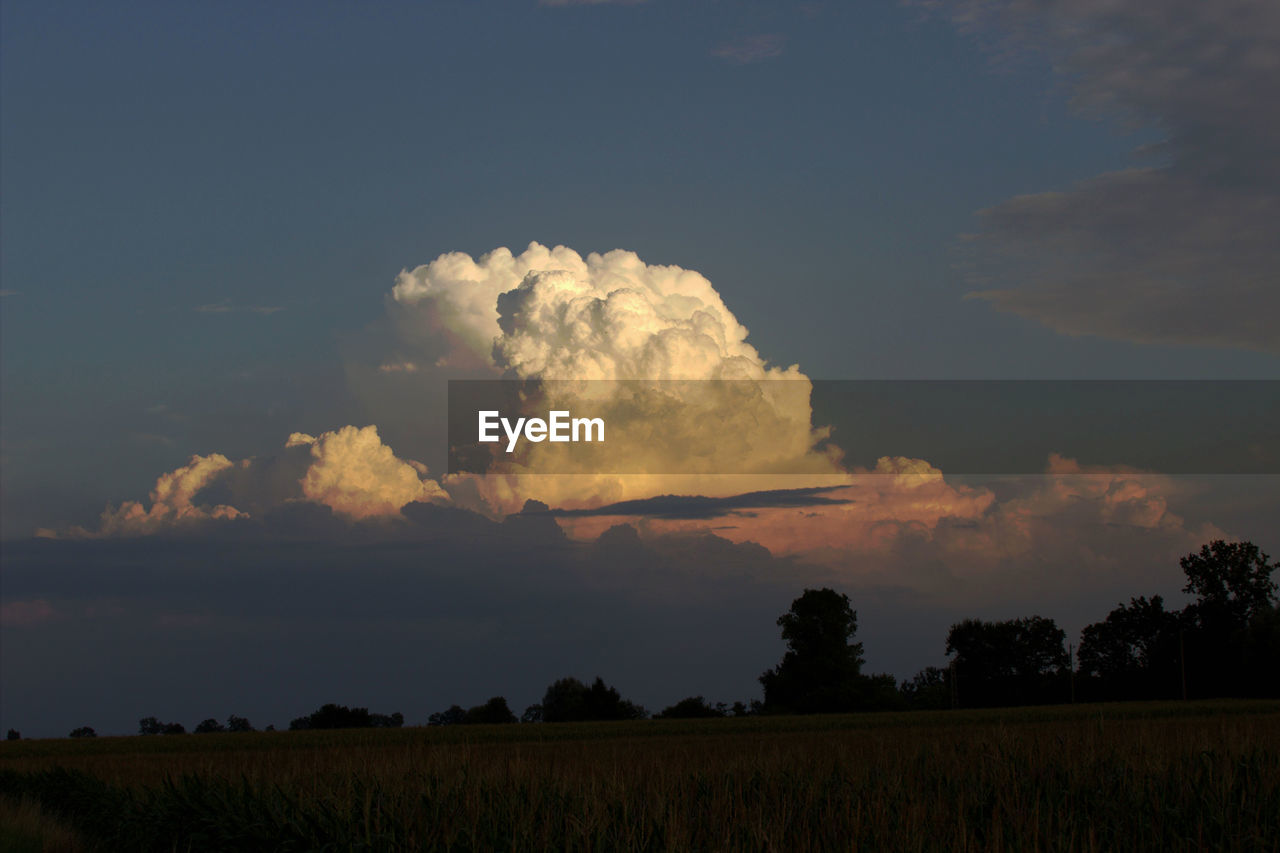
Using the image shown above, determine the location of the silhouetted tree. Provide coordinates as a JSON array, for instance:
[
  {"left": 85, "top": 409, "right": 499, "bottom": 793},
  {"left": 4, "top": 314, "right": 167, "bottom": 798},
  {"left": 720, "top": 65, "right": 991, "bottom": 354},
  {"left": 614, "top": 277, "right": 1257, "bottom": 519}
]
[
  {"left": 194, "top": 718, "right": 226, "bottom": 734},
  {"left": 289, "top": 703, "right": 399, "bottom": 730},
  {"left": 540, "top": 677, "right": 646, "bottom": 722},
  {"left": 139, "top": 717, "right": 185, "bottom": 735},
  {"left": 901, "top": 666, "right": 952, "bottom": 710},
  {"left": 462, "top": 697, "right": 517, "bottom": 725},
  {"left": 428, "top": 705, "right": 467, "bottom": 726},
  {"left": 1179, "top": 540, "right": 1278, "bottom": 697},
  {"left": 226, "top": 715, "right": 254, "bottom": 733},
  {"left": 69, "top": 727, "right": 97, "bottom": 738},
  {"left": 1077, "top": 596, "right": 1185, "bottom": 700},
  {"left": 759, "top": 588, "right": 874, "bottom": 713},
  {"left": 863, "top": 673, "right": 908, "bottom": 710},
  {"left": 521, "top": 704, "right": 543, "bottom": 723},
  {"left": 6, "top": 729, "right": 19, "bottom": 741},
  {"left": 1238, "top": 604, "right": 1280, "bottom": 698},
  {"left": 1181, "top": 540, "right": 1277, "bottom": 624},
  {"left": 946, "top": 616, "right": 1068, "bottom": 707},
  {"left": 655, "top": 696, "right": 726, "bottom": 719}
]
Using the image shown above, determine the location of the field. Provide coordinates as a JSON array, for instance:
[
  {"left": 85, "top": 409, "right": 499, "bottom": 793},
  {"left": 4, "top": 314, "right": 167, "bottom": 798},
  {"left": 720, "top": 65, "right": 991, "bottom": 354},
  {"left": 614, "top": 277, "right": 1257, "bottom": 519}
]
[{"left": 2, "top": 701, "right": 1278, "bottom": 852}]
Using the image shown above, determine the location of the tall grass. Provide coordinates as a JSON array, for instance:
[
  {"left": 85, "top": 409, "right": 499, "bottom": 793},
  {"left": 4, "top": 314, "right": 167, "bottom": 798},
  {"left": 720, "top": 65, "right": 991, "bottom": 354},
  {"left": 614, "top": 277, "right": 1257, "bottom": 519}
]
[{"left": 2, "top": 701, "right": 1277, "bottom": 851}]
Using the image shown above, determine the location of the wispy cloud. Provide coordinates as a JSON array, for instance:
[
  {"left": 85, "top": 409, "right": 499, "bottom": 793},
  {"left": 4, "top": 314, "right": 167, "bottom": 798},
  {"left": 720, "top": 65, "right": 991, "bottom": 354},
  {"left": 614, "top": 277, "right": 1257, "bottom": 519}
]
[
  {"left": 927, "top": 0, "right": 1280, "bottom": 353},
  {"left": 711, "top": 33, "right": 786, "bottom": 65},
  {"left": 196, "top": 301, "right": 283, "bottom": 315},
  {"left": 0, "top": 289, "right": 20, "bottom": 297}
]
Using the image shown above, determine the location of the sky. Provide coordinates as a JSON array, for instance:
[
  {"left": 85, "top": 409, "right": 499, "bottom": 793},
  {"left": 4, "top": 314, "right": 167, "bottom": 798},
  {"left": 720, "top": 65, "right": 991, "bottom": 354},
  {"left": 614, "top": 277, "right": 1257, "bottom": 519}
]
[{"left": 1, "top": 0, "right": 1277, "bottom": 737}]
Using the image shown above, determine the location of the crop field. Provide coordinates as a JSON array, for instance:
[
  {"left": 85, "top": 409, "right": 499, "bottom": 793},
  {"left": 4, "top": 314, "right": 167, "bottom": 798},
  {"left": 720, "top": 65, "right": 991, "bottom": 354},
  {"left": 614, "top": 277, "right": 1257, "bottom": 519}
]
[{"left": 2, "top": 701, "right": 1278, "bottom": 852}]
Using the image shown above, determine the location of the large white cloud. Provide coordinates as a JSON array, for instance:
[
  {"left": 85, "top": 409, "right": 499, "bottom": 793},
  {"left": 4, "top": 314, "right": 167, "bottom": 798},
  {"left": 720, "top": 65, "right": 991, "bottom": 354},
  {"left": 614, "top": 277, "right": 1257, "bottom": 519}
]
[
  {"left": 391, "top": 243, "right": 846, "bottom": 514},
  {"left": 393, "top": 243, "right": 781, "bottom": 380}
]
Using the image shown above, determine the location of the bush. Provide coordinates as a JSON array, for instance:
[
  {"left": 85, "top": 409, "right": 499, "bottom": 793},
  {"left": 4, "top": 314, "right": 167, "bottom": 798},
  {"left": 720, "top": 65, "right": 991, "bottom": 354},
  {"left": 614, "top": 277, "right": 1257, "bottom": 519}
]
[
  {"left": 289, "top": 704, "right": 402, "bottom": 731},
  {"left": 540, "top": 677, "right": 647, "bottom": 722},
  {"left": 655, "top": 696, "right": 727, "bottom": 719}
]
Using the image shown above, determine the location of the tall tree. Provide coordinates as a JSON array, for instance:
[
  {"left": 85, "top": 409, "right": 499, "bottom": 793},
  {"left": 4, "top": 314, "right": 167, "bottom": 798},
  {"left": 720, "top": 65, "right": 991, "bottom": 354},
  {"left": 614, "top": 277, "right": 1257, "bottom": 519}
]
[
  {"left": 759, "top": 588, "right": 869, "bottom": 713},
  {"left": 1077, "top": 596, "right": 1185, "bottom": 700},
  {"left": 1181, "top": 540, "right": 1277, "bottom": 627},
  {"left": 1179, "top": 540, "right": 1278, "bottom": 697}
]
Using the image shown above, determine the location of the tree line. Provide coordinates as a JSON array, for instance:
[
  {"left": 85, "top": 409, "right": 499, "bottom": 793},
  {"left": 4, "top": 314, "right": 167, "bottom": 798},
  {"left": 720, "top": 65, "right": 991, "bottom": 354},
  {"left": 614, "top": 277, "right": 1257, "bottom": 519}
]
[
  {"left": 6, "top": 539, "right": 1274, "bottom": 741},
  {"left": 900, "top": 540, "right": 1279, "bottom": 710}
]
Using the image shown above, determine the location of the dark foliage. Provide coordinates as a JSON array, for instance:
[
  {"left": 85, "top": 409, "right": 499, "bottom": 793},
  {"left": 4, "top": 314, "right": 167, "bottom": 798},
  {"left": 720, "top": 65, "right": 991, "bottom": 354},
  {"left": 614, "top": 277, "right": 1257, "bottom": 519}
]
[
  {"left": 540, "top": 677, "right": 647, "bottom": 722},
  {"left": 901, "top": 666, "right": 953, "bottom": 710},
  {"left": 463, "top": 697, "right": 518, "bottom": 725},
  {"left": 289, "top": 704, "right": 402, "bottom": 731},
  {"left": 429, "top": 698, "right": 518, "bottom": 726},
  {"left": 1076, "top": 540, "right": 1279, "bottom": 701},
  {"left": 1077, "top": 596, "right": 1186, "bottom": 700},
  {"left": 655, "top": 696, "right": 727, "bottom": 719},
  {"left": 140, "top": 717, "right": 187, "bottom": 735},
  {"left": 759, "top": 588, "right": 897, "bottom": 713},
  {"left": 226, "top": 715, "right": 254, "bottom": 733},
  {"left": 428, "top": 705, "right": 466, "bottom": 727},
  {"left": 69, "top": 726, "right": 97, "bottom": 738},
  {"left": 1180, "top": 541, "right": 1279, "bottom": 698},
  {"left": 946, "top": 616, "right": 1069, "bottom": 707}
]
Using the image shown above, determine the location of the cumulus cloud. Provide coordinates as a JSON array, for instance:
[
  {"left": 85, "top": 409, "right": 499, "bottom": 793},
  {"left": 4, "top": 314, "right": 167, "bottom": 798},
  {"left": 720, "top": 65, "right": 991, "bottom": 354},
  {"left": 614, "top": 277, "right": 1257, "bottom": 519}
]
[
  {"left": 392, "top": 243, "right": 847, "bottom": 514},
  {"left": 287, "top": 425, "right": 447, "bottom": 519},
  {"left": 925, "top": 0, "right": 1280, "bottom": 352},
  {"left": 392, "top": 243, "right": 786, "bottom": 380},
  {"left": 550, "top": 452, "right": 1220, "bottom": 604},
  {"left": 53, "top": 238, "right": 1243, "bottom": 604},
  {"left": 52, "top": 426, "right": 447, "bottom": 537},
  {"left": 98, "top": 453, "right": 248, "bottom": 536}
]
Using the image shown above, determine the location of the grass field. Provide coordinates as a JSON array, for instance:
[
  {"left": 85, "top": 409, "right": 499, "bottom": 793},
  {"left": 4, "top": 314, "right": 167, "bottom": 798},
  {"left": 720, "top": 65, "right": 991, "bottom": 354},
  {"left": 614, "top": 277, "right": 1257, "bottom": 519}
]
[{"left": 2, "top": 700, "right": 1277, "bottom": 851}]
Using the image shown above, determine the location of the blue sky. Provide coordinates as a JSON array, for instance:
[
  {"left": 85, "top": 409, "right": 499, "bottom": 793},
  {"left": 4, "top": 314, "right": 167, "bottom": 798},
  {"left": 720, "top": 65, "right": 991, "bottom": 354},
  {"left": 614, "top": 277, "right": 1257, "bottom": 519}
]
[
  {"left": 5, "top": 0, "right": 1275, "bottom": 536},
  {"left": 2, "top": 0, "right": 1277, "bottom": 735}
]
